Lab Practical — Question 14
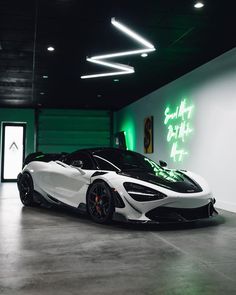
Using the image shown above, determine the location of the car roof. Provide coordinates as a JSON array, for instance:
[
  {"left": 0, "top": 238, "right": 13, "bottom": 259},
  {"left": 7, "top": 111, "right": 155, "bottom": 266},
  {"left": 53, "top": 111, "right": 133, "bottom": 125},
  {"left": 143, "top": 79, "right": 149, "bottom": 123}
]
[{"left": 75, "top": 147, "right": 124, "bottom": 154}]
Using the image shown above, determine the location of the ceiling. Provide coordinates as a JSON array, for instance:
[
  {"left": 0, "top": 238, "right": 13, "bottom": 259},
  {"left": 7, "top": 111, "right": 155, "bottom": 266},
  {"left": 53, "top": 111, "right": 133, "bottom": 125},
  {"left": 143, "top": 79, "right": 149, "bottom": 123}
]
[{"left": 0, "top": 0, "right": 235, "bottom": 111}]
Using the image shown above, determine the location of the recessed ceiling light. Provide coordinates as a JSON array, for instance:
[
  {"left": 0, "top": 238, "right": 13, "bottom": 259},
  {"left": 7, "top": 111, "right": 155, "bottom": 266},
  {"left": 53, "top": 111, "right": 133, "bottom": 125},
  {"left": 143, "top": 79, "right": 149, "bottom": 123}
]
[
  {"left": 113, "top": 79, "right": 119, "bottom": 82},
  {"left": 47, "top": 46, "right": 55, "bottom": 52},
  {"left": 43, "top": 75, "right": 48, "bottom": 79},
  {"left": 194, "top": 1, "right": 204, "bottom": 8},
  {"left": 141, "top": 53, "right": 148, "bottom": 57}
]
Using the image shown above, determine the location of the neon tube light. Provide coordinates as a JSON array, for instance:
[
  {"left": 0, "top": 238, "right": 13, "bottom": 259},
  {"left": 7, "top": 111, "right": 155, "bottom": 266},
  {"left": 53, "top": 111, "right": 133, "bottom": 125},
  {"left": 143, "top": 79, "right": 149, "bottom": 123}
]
[
  {"left": 91, "top": 48, "right": 155, "bottom": 60},
  {"left": 81, "top": 17, "right": 156, "bottom": 79},
  {"left": 81, "top": 71, "right": 134, "bottom": 79},
  {"left": 111, "top": 18, "right": 155, "bottom": 49},
  {"left": 86, "top": 58, "right": 134, "bottom": 71}
]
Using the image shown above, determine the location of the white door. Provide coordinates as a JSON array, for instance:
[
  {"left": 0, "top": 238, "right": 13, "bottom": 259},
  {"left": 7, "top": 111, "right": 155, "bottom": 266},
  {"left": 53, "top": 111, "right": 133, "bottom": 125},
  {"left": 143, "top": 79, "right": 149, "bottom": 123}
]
[{"left": 1, "top": 123, "right": 26, "bottom": 182}]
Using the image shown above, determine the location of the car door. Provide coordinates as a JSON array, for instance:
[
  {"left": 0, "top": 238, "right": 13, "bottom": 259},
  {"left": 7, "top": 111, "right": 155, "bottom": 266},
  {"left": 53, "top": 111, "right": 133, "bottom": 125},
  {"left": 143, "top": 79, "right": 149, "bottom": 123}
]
[{"left": 38, "top": 152, "right": 96, "bottom": 207}]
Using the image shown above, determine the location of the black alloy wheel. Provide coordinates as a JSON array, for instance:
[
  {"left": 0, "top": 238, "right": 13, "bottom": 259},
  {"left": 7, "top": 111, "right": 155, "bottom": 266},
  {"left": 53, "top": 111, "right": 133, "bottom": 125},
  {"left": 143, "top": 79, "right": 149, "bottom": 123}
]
[
  {"left": 86, "top": 181, "right": 114, "bottom": 224},
  {"left": 18, "top": 173, "right": 36, "bottom": 206}
]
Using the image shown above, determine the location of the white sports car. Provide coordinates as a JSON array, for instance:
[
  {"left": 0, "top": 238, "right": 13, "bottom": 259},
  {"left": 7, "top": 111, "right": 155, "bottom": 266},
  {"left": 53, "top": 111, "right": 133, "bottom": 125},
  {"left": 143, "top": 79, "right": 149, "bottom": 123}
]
[{"left": 17, "top": 148, "right": 218, "bottom": 224}]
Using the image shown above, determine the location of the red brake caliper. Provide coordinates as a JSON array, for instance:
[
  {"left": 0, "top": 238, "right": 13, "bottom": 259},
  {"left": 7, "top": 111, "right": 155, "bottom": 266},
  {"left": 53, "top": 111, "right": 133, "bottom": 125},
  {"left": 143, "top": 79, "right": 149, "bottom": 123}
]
[{"left": 95, "top": 195, "right": 102, "bottom": 215}]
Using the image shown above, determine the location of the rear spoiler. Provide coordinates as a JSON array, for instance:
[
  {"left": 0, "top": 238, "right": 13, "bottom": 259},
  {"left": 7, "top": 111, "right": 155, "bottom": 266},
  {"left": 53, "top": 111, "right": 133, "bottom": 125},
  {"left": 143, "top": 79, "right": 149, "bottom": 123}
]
[{"left": 23, "top": 152, "right": 68, "bottom": 167}]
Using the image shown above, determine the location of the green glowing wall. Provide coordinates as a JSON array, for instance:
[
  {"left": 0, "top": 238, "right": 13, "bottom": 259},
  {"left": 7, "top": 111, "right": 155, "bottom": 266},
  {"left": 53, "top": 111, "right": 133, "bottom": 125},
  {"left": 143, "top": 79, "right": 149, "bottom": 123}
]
[
  {"left": 114, "top": 113, "right": 136, "bottom": 151},
  {"left": 115, "top": 93, "right": 196, "bottom": 166},
  {"left": 37, "top": 109, "right": 112, "bottom": 153},
  {"left": 114, "top": 93, "right": 196, "bottom": 165}
]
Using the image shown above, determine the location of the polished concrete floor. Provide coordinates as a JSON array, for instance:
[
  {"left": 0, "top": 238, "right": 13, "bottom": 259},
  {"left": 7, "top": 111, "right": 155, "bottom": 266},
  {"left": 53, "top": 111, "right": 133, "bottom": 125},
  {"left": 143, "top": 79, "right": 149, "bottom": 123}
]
[{"left": 0, "top": 183, "right": 236, "bottom": 295}]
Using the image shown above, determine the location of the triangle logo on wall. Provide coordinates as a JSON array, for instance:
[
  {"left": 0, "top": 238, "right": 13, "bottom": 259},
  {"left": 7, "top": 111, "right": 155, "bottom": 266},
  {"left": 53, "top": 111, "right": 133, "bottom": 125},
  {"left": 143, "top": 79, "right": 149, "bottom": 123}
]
[{"left": 9, "top": 142, "right": 18, "bottom": 151}]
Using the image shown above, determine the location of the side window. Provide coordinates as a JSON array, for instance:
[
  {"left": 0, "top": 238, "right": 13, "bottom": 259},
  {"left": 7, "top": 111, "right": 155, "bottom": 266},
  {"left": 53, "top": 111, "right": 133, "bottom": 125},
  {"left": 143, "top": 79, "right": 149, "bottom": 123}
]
[
  {"left": 94, "top": 156, "right": 118, "bottom": 171},
  {"left": 64, "top": 152, "right": 94, "bottom": 170}
]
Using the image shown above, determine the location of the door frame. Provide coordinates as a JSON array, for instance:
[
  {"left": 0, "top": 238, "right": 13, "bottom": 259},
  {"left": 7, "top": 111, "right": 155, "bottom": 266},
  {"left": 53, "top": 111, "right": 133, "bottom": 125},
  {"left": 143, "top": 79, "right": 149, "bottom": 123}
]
[{"left": 1, "top": 122, "right": 26, "bottom": 182}]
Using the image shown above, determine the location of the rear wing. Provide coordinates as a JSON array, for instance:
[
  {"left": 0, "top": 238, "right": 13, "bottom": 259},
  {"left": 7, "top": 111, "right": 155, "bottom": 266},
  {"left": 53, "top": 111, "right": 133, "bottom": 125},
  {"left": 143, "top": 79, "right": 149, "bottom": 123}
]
[{"left": 23, "top": 152, "right": 68, "bottom": 167}]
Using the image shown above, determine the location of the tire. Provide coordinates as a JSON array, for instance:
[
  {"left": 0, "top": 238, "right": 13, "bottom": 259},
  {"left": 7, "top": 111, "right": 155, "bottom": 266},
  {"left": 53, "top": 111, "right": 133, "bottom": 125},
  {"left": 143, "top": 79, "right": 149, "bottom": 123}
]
[
  {"left": 86, "top": 181, "right": 114, "bottom": 224},
  {"left": 18, "top": 172, "right": 37, "bottom": 206}
]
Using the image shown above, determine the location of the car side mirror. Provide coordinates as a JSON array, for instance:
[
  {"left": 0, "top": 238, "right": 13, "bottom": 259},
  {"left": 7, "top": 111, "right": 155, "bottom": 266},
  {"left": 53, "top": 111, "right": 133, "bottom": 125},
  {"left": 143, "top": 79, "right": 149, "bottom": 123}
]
[
  {"left": 72, "top": 160, "right": 84, "bottom": 168},
  {"left": 159, "top": 160, "right": 167, "bottom": 167}
]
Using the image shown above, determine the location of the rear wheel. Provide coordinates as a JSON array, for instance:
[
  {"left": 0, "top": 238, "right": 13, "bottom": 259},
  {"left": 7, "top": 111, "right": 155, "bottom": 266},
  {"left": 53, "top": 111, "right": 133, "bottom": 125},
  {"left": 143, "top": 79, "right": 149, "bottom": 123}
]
[
  {"left": 86, "top": 181, "right": 114, "bottom": 224},
  {"left": 18, "top": 173, "right": 37, "bottom": 206}
]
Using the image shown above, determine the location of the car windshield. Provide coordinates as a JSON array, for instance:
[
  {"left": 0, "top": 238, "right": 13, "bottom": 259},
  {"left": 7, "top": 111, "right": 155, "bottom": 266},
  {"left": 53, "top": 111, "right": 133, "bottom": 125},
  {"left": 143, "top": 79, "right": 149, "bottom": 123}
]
[{"left": 93, "top": 149, "right": 181, "bottom": 182}]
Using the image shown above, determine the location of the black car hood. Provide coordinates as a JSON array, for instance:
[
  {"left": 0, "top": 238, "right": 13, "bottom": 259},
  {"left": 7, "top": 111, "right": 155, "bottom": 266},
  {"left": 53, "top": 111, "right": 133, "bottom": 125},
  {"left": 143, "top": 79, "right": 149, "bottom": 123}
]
[{"left": 119, "top": 169, "right": 202, "bottom": 193}]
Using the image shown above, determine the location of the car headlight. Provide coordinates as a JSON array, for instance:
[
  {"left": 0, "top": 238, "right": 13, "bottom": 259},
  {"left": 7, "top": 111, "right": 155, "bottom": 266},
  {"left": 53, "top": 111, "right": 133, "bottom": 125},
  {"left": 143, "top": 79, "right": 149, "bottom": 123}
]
[{"left": 123, "top": 182, "right": 166, "bottom": 202}]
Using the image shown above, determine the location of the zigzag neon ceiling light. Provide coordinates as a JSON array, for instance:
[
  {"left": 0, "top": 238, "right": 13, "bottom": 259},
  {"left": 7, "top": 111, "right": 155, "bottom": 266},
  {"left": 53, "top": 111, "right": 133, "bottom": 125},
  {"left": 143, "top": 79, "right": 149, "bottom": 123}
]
[{"left": 80, "top": 18, "right": 156, "bottom": 79}]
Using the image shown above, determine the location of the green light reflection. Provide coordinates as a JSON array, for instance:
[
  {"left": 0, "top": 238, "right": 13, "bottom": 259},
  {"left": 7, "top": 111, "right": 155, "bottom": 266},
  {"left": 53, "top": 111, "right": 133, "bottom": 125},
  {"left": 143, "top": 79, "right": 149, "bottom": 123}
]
[
  {"left": 144, "top": 158, "right": 183, "bottom": 182},
  {"left": 120, "top": 117, "right": 136, "bottom": 150}
]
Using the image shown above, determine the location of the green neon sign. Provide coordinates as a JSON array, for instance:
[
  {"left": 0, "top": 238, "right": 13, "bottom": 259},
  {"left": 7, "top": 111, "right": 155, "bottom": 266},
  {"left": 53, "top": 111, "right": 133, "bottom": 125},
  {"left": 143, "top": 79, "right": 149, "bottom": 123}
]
[{"left": 164, "top": 99, "right": 194, "bottom": 162}]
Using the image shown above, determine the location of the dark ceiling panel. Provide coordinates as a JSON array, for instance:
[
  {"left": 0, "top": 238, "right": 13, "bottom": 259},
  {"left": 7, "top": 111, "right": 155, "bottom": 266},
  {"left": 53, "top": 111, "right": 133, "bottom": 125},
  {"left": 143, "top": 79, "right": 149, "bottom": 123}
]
[{"left": 0, "top": 0, "right": 235, "bottom": 110}]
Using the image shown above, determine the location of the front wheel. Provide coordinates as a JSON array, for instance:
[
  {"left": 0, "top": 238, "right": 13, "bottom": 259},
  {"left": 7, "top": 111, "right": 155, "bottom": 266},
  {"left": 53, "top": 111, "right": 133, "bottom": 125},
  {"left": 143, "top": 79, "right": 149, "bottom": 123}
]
[
  {"left": 86, "top": 181, "right": 114, "bottom": 224},
  {"left": 18, "top": 173, "right": 37, "bottom": 206}
]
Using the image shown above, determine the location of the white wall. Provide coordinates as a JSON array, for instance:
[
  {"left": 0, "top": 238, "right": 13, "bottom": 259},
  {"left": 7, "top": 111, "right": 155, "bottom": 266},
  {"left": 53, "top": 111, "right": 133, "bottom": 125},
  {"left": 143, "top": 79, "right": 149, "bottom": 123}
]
[{"left": 115, "top": 47, "right": 236, "bottom": 212}]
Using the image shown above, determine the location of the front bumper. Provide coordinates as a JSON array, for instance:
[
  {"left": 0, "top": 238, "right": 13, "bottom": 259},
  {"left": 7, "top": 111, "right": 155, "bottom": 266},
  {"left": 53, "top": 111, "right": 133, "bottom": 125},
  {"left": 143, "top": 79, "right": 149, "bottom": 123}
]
[{"left": 143, "top": 202, "right": 218, "bottom": 223}]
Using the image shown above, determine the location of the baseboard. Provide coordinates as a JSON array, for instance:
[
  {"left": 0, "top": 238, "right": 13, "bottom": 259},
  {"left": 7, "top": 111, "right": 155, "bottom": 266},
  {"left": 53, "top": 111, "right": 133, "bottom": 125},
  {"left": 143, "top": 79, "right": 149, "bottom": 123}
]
[{"left": 215, "top": 200, "right": 236, "bottom": 213}]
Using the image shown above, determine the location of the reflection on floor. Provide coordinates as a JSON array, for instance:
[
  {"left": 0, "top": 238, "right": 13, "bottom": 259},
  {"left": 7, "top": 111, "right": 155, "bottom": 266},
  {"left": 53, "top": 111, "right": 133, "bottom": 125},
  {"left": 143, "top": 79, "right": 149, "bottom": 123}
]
[{"left": 0, "top": 183, "right": 236, "bottom": 295}]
